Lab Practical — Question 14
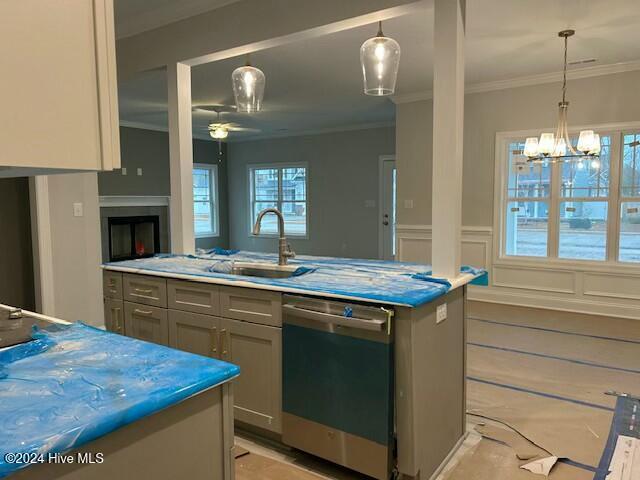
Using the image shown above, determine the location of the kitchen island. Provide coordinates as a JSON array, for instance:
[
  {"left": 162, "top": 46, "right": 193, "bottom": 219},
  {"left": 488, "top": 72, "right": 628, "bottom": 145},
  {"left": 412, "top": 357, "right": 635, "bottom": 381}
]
[
  {"left": 0, "top": 316, "right": 239, "bottom": 480},
  {"left": 102, "top": 251, "right": 485, "bottom": 480}
]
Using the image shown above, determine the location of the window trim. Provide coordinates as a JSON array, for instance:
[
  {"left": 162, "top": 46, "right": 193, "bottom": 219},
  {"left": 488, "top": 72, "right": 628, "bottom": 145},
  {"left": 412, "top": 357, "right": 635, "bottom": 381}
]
[
  {"left": 493, "top": 121, "right": 640, "bottom": 272},
  {"left": 247, "top": 162, "right": 309, "bottom": 239},
  {"left": 193, "top": 163, "right": 219, "bottom": 238}
]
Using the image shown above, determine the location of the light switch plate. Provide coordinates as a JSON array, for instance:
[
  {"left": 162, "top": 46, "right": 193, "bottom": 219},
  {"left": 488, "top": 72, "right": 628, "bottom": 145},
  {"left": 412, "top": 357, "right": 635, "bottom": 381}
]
[
  {"left": 436, "top": 304, "right": 447, "bottom": 324},
  {"left": 404, "top": 199, "right": 414, "bottom": 209},
  {"left": 121, "top": 167, "right": 127, "bottom": 175},
  {"left": 137, "top": 168, "right": 143, "bottom": 176},
  {"left": 73, "top": 202, "right": 84, "bottom": 218}
]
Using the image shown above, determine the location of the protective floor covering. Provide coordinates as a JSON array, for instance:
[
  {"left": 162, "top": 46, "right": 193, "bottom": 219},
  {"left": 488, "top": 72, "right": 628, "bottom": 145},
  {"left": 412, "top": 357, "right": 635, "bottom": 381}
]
[
  {"left": 236, "top": 452, "right": 325, "bottom": 480},
  {"left": 445, "top": 303, "right": 640, "bottom": 479}
]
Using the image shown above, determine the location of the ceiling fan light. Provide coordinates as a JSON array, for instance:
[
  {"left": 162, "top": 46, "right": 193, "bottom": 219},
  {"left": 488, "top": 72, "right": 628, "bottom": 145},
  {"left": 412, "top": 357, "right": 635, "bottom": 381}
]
[
  {"left": 209, "top": 126, "right": 228, "bottom": 139},
  {"left": 231, "top": 64, "right": 265, "bottom": 113},
  {"left": 539, "top": 133, "right": 555, "bottom": 155},
  {"left": 577, "top": 130, "right": 595, "bottom": 153},
  {"left": 524, "top": 137, "right": 539, "bottom": 157},
  {"left": 360, "top": 22, "right": 401, "bottom": 96}
]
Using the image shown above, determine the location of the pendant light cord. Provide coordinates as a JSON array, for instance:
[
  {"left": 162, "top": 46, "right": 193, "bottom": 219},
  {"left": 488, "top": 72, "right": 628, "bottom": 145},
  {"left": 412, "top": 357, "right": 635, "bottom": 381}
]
[{"left": 377, "top": 20, "right": 384, "bottom": 37}]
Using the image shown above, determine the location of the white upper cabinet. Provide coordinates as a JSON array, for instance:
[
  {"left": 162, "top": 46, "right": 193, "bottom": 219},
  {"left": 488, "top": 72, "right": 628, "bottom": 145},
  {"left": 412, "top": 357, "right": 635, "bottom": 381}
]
[{"left": 0, "top": 0, "right": 120, "bottom": 177}]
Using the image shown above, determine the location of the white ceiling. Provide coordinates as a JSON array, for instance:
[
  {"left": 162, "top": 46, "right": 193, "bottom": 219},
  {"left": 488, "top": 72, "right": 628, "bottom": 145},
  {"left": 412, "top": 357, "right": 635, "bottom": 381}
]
[{"left": 117, "top": 0, "right": 640, "bottom": 141}]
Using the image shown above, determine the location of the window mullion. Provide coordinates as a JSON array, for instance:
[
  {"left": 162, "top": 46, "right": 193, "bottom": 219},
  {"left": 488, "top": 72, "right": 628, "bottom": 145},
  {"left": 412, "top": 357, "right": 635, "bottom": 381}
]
[
  {"left": 548, "top": 161, "right": 561, "bottom": 258},
  {"left": 609, "top": 133, "right": 622, "bottom": 262}
]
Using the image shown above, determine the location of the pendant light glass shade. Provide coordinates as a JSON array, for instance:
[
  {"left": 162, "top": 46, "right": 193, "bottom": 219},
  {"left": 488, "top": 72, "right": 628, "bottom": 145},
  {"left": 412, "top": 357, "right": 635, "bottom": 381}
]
[
  {"left": 231, "top": 60, "right": 265, "bottom": 113},
  {"left": 360, "top": 22, "right": 401, "bottom": 96}
]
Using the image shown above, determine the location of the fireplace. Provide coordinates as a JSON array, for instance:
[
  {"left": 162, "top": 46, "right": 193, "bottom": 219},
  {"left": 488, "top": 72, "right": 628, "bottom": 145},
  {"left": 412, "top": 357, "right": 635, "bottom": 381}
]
[{"left": 108, "top": 216, "right": 160, "bottom": 261}]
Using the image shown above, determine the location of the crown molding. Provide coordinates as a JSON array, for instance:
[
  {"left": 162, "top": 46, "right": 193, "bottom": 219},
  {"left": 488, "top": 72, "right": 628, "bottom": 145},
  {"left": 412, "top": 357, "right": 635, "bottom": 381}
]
[{"left": 391, "top": 59, "right": 640, "bottom": 104}]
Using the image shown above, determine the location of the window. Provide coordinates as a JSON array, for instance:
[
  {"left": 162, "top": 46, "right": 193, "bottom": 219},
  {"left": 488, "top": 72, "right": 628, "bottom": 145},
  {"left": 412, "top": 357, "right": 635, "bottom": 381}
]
[
  {"left": 249, "top": 165, "right": 307, "bottom": 236},
  {"left": 193, "top": 164, "right": 219, "bottom": 237},
  {"left": 499, "top": 128, "right": 640, "bottom": 264}
]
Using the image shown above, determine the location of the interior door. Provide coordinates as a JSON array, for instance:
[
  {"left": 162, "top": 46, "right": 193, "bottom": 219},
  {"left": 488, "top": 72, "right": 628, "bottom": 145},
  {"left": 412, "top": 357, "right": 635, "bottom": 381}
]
[{"left": 381, "top": 157, "right": 397, "bottom": 260}]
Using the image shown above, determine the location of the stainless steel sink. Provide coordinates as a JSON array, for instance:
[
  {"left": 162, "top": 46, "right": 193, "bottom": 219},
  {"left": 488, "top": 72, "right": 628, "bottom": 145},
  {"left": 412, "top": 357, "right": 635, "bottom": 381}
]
[{"left": 227, "top": 262, "right": 301, "bottom": 279}]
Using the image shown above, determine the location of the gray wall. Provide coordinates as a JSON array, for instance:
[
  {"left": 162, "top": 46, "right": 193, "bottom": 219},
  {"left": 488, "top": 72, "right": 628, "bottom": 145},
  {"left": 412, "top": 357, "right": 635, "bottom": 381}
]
[
  {"left": 396, "top": 70, "right": 640, "bottom": 228},
  {"left": 0, "top": 178, "right": 35, "bottom": 310},
  {"left": 98, "top": 127, "right": 229, "bottom": 250},
  {"left": 227, "top": 127, "right": 395, "bottom": 258}
]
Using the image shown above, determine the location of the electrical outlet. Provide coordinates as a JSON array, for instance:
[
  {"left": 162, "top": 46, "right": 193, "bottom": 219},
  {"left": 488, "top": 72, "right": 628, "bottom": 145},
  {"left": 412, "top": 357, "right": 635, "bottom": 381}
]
[{"left": 436, "top": 303, "right": 447, "bottom": 324}]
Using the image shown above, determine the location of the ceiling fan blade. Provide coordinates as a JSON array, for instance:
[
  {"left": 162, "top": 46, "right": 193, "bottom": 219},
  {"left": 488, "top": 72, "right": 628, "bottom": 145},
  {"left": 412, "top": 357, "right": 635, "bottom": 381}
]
[{"left": 229, "top": 127, "right": 261, "bottom": 133}]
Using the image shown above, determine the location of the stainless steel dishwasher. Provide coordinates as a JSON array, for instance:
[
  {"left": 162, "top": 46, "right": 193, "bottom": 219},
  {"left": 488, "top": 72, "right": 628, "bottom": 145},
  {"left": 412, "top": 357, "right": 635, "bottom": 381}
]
[{"left": 281, "top": 294, "right": 395, "bottom": 480}]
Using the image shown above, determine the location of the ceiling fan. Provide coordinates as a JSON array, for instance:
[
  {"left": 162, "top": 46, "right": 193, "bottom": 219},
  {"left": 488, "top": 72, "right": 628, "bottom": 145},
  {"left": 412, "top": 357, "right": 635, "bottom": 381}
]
[
  {"left": 193, "top": 105, "right": 261, "bottom": 161},
  {"left": 194, "top": 105, "right": 261, "bottom": 140}
]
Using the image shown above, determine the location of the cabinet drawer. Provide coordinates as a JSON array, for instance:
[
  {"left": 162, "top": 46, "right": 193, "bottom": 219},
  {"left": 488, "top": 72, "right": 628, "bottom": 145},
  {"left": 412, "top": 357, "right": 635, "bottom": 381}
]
[
  {"left": 220, "top": 286, "right": 282, "bottom": 327},
  {"left": 104, "top": 298, "right": 124, "bottom": 334},
  {"left": 169, "top": 310, "right": 220, "bottom": 358},
  {"left": 124, "top": 301, "right": 168, "bottom": 345},
  {"left": 103, "top": 271, "right": 123, "bottom": 299},
  {"left": 168, "top": 280, "right": 220, "bottom": 316},
  {"left": 124, "top": 274, "right": 167, "bottom": 308}
]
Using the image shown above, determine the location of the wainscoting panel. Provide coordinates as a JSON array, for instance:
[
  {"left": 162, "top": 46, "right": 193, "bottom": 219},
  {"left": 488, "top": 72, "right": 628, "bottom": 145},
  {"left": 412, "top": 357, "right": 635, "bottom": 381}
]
[
  {"left": 396, "top": 224, "right": 640, "bottom": 320},
  {"left": 583, "top": 272, "right": 640, "bottom": 301}
]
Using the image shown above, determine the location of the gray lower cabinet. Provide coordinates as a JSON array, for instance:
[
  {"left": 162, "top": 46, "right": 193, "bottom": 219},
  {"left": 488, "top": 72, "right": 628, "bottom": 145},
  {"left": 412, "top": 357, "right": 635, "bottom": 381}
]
[
  {"left": 168, "top": 309, "right": 220, "bottom": 358},
  {"left": 220, "top": 317, "right": 282, "bottom": 434},
  {"left": 104, "top": 271, "right": 283, "bottom": 435},
  {"left": 124, "top": 301, "right": 169, "bottom": 345},
  {"left": 104, "top": 298, "right": 124, "bottom": 334}
]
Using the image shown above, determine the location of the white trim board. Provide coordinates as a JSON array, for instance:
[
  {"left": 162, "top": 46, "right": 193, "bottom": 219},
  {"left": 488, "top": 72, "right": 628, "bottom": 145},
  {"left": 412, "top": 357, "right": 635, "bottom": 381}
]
[
  {"left": 391, "top": 59, "right": 640, "bottom": 104},
  {"left": 396, "top": 224, "right": 640, "bottom": 320},
  {"left": 99, "top": 196, "right": 170, "bottom": 208}
]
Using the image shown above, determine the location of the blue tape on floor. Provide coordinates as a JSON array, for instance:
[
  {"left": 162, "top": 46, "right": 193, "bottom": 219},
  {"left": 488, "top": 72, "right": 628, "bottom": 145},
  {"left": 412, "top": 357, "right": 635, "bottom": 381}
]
[
  {"left": 470, "top": 317, "right": 640, "bottom": 345},
  {"left": 467, "top": 376, "right": 615, "bottom": 412},
  {"left": 467, "top": 341, "right": 640, "bottom": 375},
  {"left": 594, "top": 396, "right": 640, "bottom": 480}
]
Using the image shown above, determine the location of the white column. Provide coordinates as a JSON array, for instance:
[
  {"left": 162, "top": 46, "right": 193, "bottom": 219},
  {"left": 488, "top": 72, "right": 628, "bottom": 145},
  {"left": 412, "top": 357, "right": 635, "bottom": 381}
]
[
  {"left": 167, "top": 62, "right": 195, "bottom": 254},
  {"left": 432, "top": 0, "right": 465, "bottom": 278}
]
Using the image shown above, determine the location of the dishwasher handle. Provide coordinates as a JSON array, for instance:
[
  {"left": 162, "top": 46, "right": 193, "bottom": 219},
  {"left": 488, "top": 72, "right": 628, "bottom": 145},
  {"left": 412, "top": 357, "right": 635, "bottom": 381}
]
[{"left": 282, "top": 303, "right": 386, "bottom": 331}]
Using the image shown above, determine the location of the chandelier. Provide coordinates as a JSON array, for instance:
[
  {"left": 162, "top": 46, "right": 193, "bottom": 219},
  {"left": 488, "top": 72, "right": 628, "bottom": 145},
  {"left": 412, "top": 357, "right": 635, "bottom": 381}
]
[{"left": 523, "top": 30, "right": 601, "bottom": 167}]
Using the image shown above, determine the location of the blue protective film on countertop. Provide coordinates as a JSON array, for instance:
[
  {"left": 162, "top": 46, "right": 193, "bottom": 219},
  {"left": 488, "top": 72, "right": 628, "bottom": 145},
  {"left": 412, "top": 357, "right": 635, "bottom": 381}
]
[
  {"left": 0, "top": 323, "right": 239, "bottom": 478},
  {"left": 104, "top": 251, "right": 486, "bottom": 307}
]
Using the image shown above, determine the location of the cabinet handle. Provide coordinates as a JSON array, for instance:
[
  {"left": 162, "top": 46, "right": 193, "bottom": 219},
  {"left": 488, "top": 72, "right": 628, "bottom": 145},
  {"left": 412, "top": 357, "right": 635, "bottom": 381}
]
[
  {"left": 220, "top": 328, "right": 228, "bottom": 356},
  {"left": 108, "top": 280, "right": 116, "bottom": 287},
  {"left": 210, "top": 327, "right": 218, "bottom": 356},
  {"left": 133, "top": 287, "right": 153, "bottom": 295},
  {"left": 133, "top": 308, "right": 153, "bottom": 316},
  {"left": 114, "top": 307, "right": 122, "bottom": 332}
]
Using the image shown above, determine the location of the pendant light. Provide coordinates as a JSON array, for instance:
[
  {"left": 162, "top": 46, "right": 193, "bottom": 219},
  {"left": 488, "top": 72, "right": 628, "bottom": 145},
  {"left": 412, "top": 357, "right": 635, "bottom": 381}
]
[
  {"left": 360, "top": 21, "right": 401, "bottom": 96},
  {"left": 523, "top": 30, "right": 601, "bottom": 166},
  {"left": 231, "top": 54, "right": 265, "bottom": 113}
]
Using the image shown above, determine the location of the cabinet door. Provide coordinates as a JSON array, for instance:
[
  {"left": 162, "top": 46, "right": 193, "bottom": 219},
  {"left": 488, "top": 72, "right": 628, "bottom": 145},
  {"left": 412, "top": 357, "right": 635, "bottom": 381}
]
[
  {"left": 220, "top": 318, "right": 282, "bottom": 433},
  {"left": 169, "top": 310, "right": 220, "bottom": 359},
  {"left": 124, "top": 301, "right": 169, "bottom": 345},
  {"left": 0, "top": 0, "right": 119, "bottom": 172},
  {"left": 104, "top": 298, "right": 124, "bottom": 334}
]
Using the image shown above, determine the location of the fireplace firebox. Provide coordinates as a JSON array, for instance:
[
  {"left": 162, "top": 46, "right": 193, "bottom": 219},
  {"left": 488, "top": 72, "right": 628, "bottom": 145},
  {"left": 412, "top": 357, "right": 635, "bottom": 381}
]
[{"left": 108, "top": 216, "right": 160, "bottom": 261}]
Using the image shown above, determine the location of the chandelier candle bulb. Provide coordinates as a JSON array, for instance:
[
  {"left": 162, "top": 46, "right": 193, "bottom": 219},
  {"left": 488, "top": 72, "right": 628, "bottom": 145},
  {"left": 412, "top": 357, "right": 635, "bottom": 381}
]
[
  {"left": 577, "top": 130, "right": 596, "bottom": 153},
  {"left": 524, "top": 137, "right": 539, "bottom": 157},
  {"left": 539, "top": 133, "right": 555, "bottom": 155}
]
